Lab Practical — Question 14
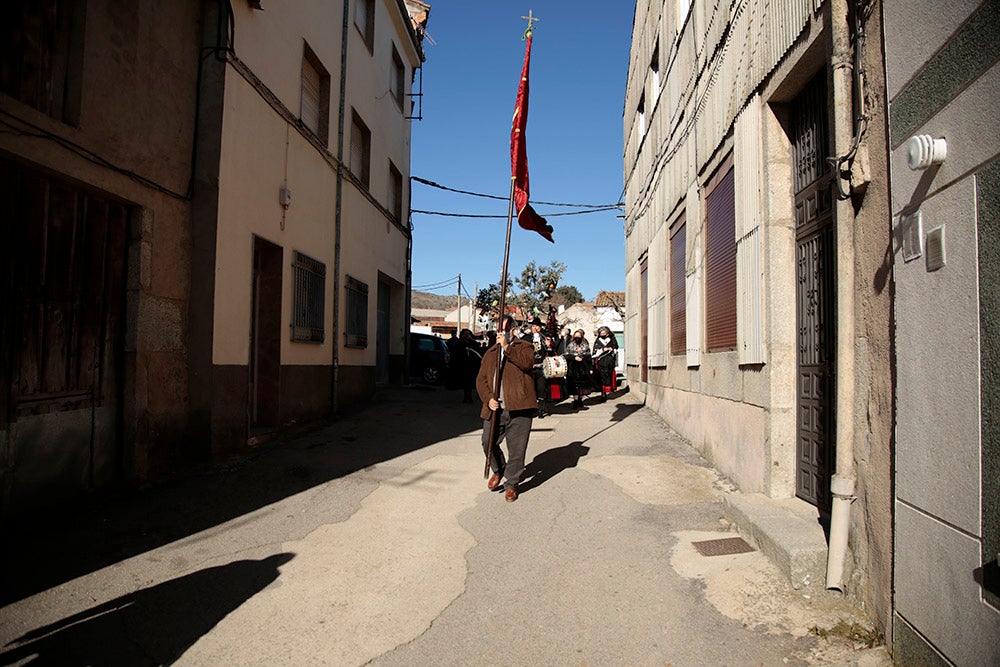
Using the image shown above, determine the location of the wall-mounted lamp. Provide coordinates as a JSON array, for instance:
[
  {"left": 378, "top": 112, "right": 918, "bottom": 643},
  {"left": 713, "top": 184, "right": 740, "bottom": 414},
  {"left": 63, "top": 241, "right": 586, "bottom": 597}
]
[
  {"left": 279, "top": 186, "right": 292, "bottom": 209},
  {"left": 906, "top": 134, "right": 947, "bottom": 171}
]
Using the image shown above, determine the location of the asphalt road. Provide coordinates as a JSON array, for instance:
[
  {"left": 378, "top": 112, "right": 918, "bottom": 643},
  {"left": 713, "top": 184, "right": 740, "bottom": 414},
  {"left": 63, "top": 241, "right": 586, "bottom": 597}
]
[{"left": 0, "top": 385, "right": 890, "bottom": 666}]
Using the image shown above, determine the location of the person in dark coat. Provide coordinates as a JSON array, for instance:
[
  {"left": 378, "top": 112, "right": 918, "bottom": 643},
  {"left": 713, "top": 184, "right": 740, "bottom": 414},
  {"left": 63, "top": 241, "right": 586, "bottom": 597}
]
[
  {"left": 447, "top": 328, "right": 482, "bottom": 403},
  {"left": 523, "top": 316, "right": 551, "bottom": 418},
  {"left": 477, "top": 316, "right": 537, "bottom": 502},
  {"left": 564, "top": 329, "right": 592, "bottom": 408},
  {"left": 592, "top": 326, "right": 619, "bottom": 401}
]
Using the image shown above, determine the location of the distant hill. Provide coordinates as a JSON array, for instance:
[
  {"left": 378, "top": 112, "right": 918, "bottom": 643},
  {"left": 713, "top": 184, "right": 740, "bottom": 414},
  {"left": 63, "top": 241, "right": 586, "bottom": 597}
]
[{"left": 411, "top": 290, "right": 471, "bottom": 310}]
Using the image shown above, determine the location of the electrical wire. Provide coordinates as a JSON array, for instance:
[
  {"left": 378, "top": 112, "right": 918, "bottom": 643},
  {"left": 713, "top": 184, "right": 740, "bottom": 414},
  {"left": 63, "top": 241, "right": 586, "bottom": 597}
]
[
  {"left": 0, "top": 111, "right": 190, "bottom": 200},
  {"left": 411, "top": 206, "right": 621, "bottom": 219},
  {"left": 412, "top": 275, "right": 459, "bottom": 290},
  {"left": 411, "top": 176, "right": 622, "bottom": 209}
]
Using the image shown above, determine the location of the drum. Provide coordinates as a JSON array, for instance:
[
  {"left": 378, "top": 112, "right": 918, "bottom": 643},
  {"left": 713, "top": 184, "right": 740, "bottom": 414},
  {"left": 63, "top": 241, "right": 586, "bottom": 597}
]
[{"left": 542, "top": 356, "right": 567, "bottom": 379}]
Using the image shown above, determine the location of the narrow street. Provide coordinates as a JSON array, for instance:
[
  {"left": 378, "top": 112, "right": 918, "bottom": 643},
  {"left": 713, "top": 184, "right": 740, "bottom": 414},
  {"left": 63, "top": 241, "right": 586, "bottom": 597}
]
[{"left": 0, "top": 387, "right": 888, "bottom": 666}]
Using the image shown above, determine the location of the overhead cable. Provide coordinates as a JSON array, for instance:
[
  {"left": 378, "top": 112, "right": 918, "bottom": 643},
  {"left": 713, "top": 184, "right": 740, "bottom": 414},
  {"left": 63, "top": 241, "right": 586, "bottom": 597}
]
[{"left": 411, "top": 175, "right": 622, "bottom": 209}]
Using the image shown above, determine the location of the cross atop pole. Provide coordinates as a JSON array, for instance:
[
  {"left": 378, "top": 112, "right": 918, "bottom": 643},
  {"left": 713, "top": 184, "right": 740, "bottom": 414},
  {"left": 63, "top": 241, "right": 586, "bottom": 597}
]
[{"left": 521, "top": 10, "right": 539, "bottom": 39}]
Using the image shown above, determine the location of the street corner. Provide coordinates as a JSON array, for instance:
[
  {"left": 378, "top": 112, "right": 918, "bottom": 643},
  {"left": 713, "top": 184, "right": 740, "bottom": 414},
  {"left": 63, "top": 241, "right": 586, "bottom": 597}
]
[{"left": 579, "top": 454, "right": 724, "bottom": 506}]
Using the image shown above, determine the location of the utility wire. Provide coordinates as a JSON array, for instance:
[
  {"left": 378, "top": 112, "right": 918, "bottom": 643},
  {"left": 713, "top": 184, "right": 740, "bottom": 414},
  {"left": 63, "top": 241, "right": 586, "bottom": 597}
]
[
  {"left": 412, "top": 206, "right": 620, "bottom": 219},
  {"left": 412, "top": 275, "right": 460, "bottom": 290},
  {"left": 411, "top": 175, "right": 622, "bottom": 209}
]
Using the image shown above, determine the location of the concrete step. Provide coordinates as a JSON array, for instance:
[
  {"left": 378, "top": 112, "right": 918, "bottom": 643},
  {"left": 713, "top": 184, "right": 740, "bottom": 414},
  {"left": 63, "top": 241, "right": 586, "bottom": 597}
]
[{"left": 724, "top": 492, "right": 830, "bottom": 590}]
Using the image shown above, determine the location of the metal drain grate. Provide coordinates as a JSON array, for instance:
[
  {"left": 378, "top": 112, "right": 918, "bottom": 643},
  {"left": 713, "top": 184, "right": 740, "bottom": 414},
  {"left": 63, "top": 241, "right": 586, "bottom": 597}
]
[{"left": 692, "top": 536, "right": 755, "bottom": 557}]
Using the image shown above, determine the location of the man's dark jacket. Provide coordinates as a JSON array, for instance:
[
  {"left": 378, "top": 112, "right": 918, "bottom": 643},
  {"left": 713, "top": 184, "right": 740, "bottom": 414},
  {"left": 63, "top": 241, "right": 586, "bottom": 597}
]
[{"left": 476, "top": 337, "right": 537, "bottom": 420}]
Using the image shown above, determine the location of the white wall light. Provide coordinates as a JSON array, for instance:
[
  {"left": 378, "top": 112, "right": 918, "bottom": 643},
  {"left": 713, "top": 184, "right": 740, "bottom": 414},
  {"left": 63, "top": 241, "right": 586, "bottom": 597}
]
[{"left": 906, "top": 134, "right": 948, "bottom": 170}]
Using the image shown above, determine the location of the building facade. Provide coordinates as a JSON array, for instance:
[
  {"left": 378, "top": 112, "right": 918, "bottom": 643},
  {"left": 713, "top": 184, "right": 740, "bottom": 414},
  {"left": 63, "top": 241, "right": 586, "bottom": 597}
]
[
  {"left": 624, "top": 0, "right": 893, "bottom": 642},
  {"left": 0, "top": 0, "right": 427, "bottom": 517},
  {"left": 625, "top": 0, "right": 1000, "bottom": 661},
  {"left": 192, "top": 0, "right": 426, "bottom": 454},
  {"left": 1, "top": 0, "right": 202, "bottom": 513},
  {"left": 884, "top": 0, "right": 1000, "bottom": 663}
]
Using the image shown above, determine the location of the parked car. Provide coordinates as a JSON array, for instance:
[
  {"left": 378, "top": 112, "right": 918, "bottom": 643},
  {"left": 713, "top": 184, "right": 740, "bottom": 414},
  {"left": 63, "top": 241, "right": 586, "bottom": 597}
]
[{"left": 410, "top": 332, "right": 450, "bottom": 384}]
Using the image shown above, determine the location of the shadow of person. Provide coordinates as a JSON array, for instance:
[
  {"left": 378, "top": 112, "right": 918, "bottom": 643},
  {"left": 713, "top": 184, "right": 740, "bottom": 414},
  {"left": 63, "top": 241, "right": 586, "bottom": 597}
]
[
  {"left": 0, "top": 553, "right": 294, "bottom": 666},
  {"left": 609, "top": 402, "right": 642, "bottom": 422},
  {"left": 517, "top": 441, "right": 590, "bottom": 495}
]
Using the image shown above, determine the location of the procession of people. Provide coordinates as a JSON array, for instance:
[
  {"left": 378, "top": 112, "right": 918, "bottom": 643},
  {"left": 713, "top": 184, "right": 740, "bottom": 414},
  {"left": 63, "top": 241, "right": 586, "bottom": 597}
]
[{"left": 451, "top": 313, "right": 621, "bottom": 413}]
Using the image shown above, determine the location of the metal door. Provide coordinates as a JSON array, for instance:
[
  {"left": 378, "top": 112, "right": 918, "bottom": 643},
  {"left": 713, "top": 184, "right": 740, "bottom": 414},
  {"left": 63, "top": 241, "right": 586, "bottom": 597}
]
[{"left": 793, "top": 73, "right": 835, "bottom": 511}]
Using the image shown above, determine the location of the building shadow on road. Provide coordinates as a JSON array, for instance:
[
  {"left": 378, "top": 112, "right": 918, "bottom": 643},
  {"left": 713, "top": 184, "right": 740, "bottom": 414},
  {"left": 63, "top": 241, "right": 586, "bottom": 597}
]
[
  {"left": 0, "top": 386, "right": 482, "bottom": 605},
  {"left": 0, "top": 553, "right": 294, "bottom": 666},
  {"left": 518, "top": 441, "right": 590, "bottom": 495}
]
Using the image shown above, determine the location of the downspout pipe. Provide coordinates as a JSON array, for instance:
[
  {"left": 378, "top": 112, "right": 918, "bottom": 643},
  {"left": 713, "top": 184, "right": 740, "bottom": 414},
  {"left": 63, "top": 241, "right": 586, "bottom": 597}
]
[
  {"left": 826, "top": 0, "right": 858, "bottom": 592},
  {"left": 331, "top": 0, "right": 350, "bottom": 417}
]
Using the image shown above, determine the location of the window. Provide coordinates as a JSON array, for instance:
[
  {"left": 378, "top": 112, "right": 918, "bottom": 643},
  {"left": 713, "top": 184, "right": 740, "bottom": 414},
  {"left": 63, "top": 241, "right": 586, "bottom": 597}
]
[
  {"left": 650, "top": 41, "right": 660, "bottom": 99},
  {"left": 637, "top": 93, "right": 646, "bottom": 138},
  {"left": 300, "top": 43, "right": 330, "bottom": 145},
  {"left": 291, "top": 251, "right": 326, "bottom": 343},
  {"left": 391, "top": 45, "right": 405, "bottom": 110},
  {"left": 1, "top": 0, "right": 85, "bottom": 125},
  {"left": 355, "top": 0, "right": 374, "bottom": 51},
  {"left": 388, "top": 161, "right": 403, "bottom": 222},
  {"left": 350, "top": 110, "right": 371, "bottom": 188},
  {"left": 345, "top": 275, "right": 369, "bottom": 348},
  {"left": 670, "top": 216, "right": 686, "bottom": 356},
  {"left": 704, "top": 161, "right": 737, "bottom": 352}
]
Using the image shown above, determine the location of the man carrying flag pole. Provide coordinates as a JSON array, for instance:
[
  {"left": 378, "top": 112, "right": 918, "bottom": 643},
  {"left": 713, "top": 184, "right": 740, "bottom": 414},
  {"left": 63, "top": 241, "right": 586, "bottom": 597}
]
[{"left": 477, "top": 12, "right": 550, "bottom": 501}]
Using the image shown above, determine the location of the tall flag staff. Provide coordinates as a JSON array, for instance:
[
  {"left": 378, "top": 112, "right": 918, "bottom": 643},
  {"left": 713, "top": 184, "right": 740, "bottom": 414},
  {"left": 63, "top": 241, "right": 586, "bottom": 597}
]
[{"left": 486, "top": 10, "right": 553, "bottom": 479}]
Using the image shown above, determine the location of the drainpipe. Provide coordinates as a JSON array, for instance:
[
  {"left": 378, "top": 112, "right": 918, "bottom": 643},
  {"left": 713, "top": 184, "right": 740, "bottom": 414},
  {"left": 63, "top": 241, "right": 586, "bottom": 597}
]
[
  {"left": 826, "top": 0, "right": 857, "bottom": 592},
  {"left": 331, "top": 0, "right": 350, "bottom": 416}
]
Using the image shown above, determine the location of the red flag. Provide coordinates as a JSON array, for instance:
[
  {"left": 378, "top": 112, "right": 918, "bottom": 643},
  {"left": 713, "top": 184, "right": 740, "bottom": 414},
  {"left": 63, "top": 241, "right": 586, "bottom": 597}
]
[{"left": 510, "top": 35, "right": 554, "bottom": 243}]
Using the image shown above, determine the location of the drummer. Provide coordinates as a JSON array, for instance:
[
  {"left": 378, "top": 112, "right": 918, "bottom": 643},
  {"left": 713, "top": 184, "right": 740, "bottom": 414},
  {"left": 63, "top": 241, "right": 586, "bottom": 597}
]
[{"left": 524, "top": 316, "right": 551, "bottom": 418}]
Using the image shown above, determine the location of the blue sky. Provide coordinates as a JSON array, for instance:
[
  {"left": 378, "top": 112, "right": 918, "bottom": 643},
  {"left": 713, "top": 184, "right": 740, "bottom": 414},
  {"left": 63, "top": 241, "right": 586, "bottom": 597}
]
[{"left": 409, "top": 2, "right": 635, "bottom": 302}]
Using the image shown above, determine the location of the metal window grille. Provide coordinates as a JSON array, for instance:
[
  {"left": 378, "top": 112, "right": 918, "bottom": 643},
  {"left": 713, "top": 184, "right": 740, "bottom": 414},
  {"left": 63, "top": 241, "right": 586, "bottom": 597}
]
[
  {"left": 345, "top": 275, "right": 368, "bottom": 348},
  {"left": 291, "top": 251, "right": 325, "bottom": 343}
]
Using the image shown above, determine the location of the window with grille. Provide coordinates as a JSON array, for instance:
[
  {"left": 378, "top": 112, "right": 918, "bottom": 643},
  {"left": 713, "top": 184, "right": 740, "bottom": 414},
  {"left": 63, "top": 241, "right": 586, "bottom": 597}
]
[
  {"left": 388, "top": 161, "right": 403, "bottom": 222},
  {"left": 291, "top": 251, "right": 325, "bottom": 343},
  {"left": 391, "top": 45, "right": 405, "bottom": 110},
  {"left": 670, "top": 215, "right": 686, "bottom": 356},
  {"left": 345, "top": 275, "right": 369, "bottom": 348},
  {"left": 1, "top": 0, "right": 85, "bottom": 125},
  {"left": 355, "top": 0, "right": 374, "bottom": 51},
  {"left": 350, "top": 110, "right": 371, "bottom": 188},
  {"left": 705, "top": 161, "right": 737, "bottom": 352},
  {"left": 300, "top": 43, "right": 330, "bottom": 145}
]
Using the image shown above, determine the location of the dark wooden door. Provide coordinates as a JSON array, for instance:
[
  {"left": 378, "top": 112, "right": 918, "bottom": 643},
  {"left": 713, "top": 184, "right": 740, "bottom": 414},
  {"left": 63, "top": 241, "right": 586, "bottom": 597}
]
[
  {"left": 250, "top": 237, "right": 282, "bottom": 430},
  {"left": 793, "top": 73, "right": 835, "bottom": 511},
  {"left": 1, "top": 158, "right": 127, "bottom": 510}
]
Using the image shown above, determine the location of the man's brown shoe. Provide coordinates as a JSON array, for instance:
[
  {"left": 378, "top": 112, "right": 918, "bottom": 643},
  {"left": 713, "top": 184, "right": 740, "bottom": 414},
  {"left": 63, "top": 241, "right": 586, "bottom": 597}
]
[
  {"left": 487, "top": 473, "right": 501, "bottom": 491},
  {"left": 505, "top": 487, "right": 518, "bottom": 502}
]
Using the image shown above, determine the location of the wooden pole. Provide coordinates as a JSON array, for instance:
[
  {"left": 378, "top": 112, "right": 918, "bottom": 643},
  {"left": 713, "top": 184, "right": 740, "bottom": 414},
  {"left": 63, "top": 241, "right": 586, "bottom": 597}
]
[{"left": 485, "top": 177, "right": 517, "bottom": 478}]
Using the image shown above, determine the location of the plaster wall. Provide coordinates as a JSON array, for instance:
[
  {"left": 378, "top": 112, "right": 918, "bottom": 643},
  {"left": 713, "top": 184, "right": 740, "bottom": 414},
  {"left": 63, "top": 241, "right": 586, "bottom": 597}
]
[
  {"left": 214, "top": 72, "right": 337, "bottom": 367},
  {"left": 646, "top": 384, "right": 768, "bottom": 493}
]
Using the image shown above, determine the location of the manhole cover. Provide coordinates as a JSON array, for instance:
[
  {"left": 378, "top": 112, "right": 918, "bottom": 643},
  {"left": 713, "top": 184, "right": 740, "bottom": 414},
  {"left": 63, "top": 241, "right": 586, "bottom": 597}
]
[{"left": 692, "top": 536, "right": 755, "bottom": 557}]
